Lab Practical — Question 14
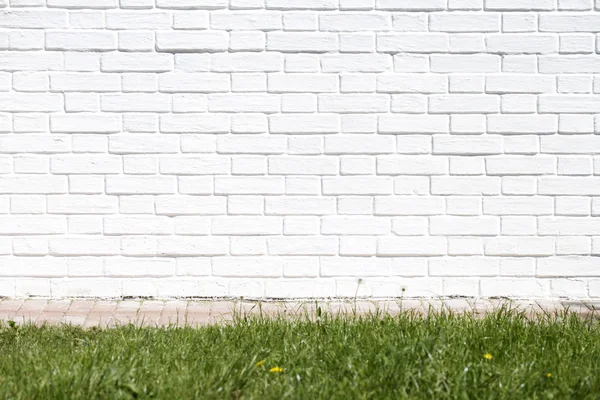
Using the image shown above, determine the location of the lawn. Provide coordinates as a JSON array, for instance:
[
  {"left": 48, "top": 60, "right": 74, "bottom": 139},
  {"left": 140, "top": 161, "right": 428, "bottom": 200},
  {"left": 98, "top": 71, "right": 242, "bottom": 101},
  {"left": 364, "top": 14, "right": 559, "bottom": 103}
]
[{"left": 0, "top": 307, "right": 599, "bottom": 399}]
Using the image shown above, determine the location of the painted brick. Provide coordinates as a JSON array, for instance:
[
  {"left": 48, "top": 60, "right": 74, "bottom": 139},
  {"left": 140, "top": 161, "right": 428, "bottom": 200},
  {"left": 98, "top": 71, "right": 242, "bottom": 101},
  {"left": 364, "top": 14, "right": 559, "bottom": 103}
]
[{"left": 0, "top": 1, "right": 595, "bottom": 300}]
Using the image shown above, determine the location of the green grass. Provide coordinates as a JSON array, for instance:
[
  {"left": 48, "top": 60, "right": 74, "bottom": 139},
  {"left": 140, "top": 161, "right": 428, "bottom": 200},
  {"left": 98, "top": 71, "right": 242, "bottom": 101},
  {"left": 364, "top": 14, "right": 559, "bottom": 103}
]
[{"left": 1, "top": 306, "right": 600, "bottom": 399}]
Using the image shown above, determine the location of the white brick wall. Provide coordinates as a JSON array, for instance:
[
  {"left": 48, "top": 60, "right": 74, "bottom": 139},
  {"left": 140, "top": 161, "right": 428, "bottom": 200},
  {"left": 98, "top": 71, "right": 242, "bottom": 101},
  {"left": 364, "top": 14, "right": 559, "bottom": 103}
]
[{"left": 0, "top": 0, "right": 599, "bottom": 299}]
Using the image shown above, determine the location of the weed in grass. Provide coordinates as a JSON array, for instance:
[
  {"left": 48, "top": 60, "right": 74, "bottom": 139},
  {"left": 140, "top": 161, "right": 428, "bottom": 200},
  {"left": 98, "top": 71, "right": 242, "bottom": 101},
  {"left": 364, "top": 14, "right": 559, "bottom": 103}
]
[{"left": 0, "top": 307, "right": 599, "bottom": 399}]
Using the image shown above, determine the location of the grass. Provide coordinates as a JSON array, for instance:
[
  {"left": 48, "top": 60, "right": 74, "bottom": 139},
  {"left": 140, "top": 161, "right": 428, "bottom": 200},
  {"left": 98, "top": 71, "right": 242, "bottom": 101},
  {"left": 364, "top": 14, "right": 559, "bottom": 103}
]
[{"left": 1, "top": 306, "right": 600, "bottom": 399}]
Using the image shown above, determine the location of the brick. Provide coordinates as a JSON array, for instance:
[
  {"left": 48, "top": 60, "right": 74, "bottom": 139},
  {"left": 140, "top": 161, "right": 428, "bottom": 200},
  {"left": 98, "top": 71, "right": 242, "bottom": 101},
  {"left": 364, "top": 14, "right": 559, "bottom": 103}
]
[
  {"left": 208, "top": 94, "right": 280, "bottom": 113},
  {"left": 450, "top": 158, "right": 483, "bottom": 174},
  {"left": 215, "top": 177, "right": 284, "bottom": 195},
  {"left": 218, "top": 135, "right": 285, "bottom": 154},
  {"left": 106, "top": 176, "right": 176, "bottom": 195},
  {"left": 50, "top": 73, "right": 120, "bottom": 92},
  {"left": 0, "top": 93, "right": 62, "bottom": 112},
  {"left": 46, "top": 30, "right": 116, "bottom": 51},
  {"left": 161, "top": 114, "right": 229, "bottom": 134},
  {"left": 105, "top": 258, "right": 175, "bottom": 277},
  {"left": 51, "top": 156, "right": 121, "bottom": 174},
  {"left": 539, "top": 56, "right": 600, "bottom": 73},
  {"left": 0, "top": 258, "right": 66, "bottom": 277},
  {"left": 157, "top": 238, "right": 228, "bottom": 256},
  {"left": 430, "top": 216, "right": 499, "bottom": 236},
  {"left": 539, "top": 177, "right": 600, "bottom": 195},
  {"left": 488, "top": 115, "right": 558, "bottom": 134},
  {"left": 268, "top": 73, "right": 337, "bottom": 93},
  {"left": 539, "top": 14, "right": 600, "bottom": 32},
  {"left": 319, "top": 94, "right": 388, "bottom": 113},
  {"left": 378, "top": 156, "right": 448, "bottom": 175},
  {"left": 101, "top": 53, "right": 173, "bottom": 72},
  {"left": 322, "top": 216, "right": 390, "bottom": 235},
  {"left": 487, "top": 34, "right": 558, "bottom": 53},
  {"left": 265, "top": 279, "right": 336, "bottom": 297},
  {"left": 430, "top": 257, "right": 499, "bottom": 276},
  {"left": 157, "top": 31, "right": 228, "bottom": 52},
  {"left": 377, "top": 74, "right": 447, "bottom": 93},
  {"left": 102, "top": 94, "right": 171, "bottom": 112},
  {"left": 159, "top": 156, "right": 229, "bottom": 175},
  {"left": 430, "top": 54, "right": 500, "bottom": 73},
  {"left": 159, "top": 73, "right": 230, "bottom": 93},
  {"left": 480, "top": 278, "right": 550, "bottom": 297},
  {"left": 0, "top": 216, "right": 66, "bottom": 235},
  {"left": 537, "top": 257, "right": 600, "bottom": 277},
  {"left": 340, "top": 0, "right": 375, "bottom": 10},
  {"left": 539, "top": 96, "right": 600, "bottom": 113},
  {"left": 178, "top": 177, "right": 213, "bottom": 195},
  {"left": 47, "top": 0, "right": 117, "bottom": 8},
  {"left": 106, "top": 11, "right": 172, "bottom": 29},
  {"left": 375, "top": 197, "right": 444, "bottom": 216},
  {"left": 212, "top": 216, "right": 281, "bottom": 235},
  {"left": 325, "top": 135, "right": 394, "bottom": 155},
  {"left": 266, "top": 197, "right": 335, "bottom": 215},
  {"left": 377, "top": 237, "right": 447, "bottom": 256},
  {"left": 430, "top": 13, "right": 500, "bottom": 32},
  {"left": 51, "top": 114, "right": 121, "bottom": 133},
  {"left": 378, "top": 33, "right": 448, "bottom": 53},
  {"left": 322, "top": 257, "right": 391, "bottom": 277},
  {"left": 541, "top": 136, "right": 600, "bottom": 154},
  {"left": 484, "top": 0, "right": 555, "bottom": 10},
  {"left": 538, "top": 217, "right": 600, "bottom": 235},
  {"left": 156, "top": 0, "right": 227, "bottom": 8},
  {"left": 266, "top": 0, "right": 337, "bottom": 10},
  {"left": 118, "top": 31, "right": 154, "bottom": 52},
  {"left": 321, "top": 54, "right": 392, "bottom": 72},
  {"left": 0, "top": 10, "right": 67, "bottom": 28},
  {"left": 483, "top": 197, "right": 554, "bottom": 215},
  {"left": 270, "top": 114, "right": 339, "bottom": 134},
  {"left": 268, "top": 156, "right": 337, "bottom": 175},
  {"left": 429, "top": 95, "right": 500, "bottom": 113},
  {"left": 486, "top": 74, "right": 555, "bottom": 94},
  {"left": 0, "top": 176, "right": 67, "bottom": 194},
  {"left": 213, "top": 258, "right": 282, "bottom": 278},
  {"left": 156, "top": 196, "right": 226, "bottom": 216},
  {"left": 267, "top": 32, "right": 337, "bottom": 52},
  {"left": 500, "top": 94, "right": 536, "bottom": 113},
  {"left": 320, "top": 13, "right": 390, "bottom": 31},
  {"left": 502, "top": 13, "right": 536, "bottom": 32},
  {"left": 174, "top": 11, "right": 209, "bottom": 29},
  {"left": 212, "top": 53, "right": 282, "bottom": 72},
  {"left": 0, "top": 135, "right": 70, "bottom": 154},
  {"left": 485, "top": 237, "right": 554, "bottom": 256},
  {"left": 268, "top": 237, "right": 337, "bottom": 255},
  {"left": 376, "top": 0, "right": 445, "bottom": 10},
  {"left": 486, "top": 156, "right": 556, "bottom": 175},
  {"left": 212, "top": 11, "right": 282, "bottom": 30},
  {"left": 379, "top": 115, "right": 448, "bottom": 134},
  {"left": 323, "top": 177, "right": 393, "bottom": 195},
  {"left": 104, "top": 216, "right": 173, "bottom": 235},
  {"left": 432, "top": 177, "right": 501, "bottom": 195},
  {"left": 434, "top": 136, "right": 502, "bottom": 155}
]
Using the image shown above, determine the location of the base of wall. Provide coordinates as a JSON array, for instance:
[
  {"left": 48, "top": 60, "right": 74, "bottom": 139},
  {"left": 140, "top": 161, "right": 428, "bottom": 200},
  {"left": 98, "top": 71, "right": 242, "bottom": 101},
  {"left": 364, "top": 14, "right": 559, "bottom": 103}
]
[
  {"left": 1, "top": 295, "right": 595, "bottom": 305},
  {"left": 0, "top": 276, "right": 595, "bottom": 300}
]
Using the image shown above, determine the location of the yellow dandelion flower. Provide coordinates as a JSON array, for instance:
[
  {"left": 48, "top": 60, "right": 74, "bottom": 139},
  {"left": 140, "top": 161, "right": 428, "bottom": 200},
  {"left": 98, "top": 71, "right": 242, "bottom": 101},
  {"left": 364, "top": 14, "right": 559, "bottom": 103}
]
[
  {"left": 483, "top": 353, "right": 493, "bottom": 360},
  {"left": 269, "top": 367, "right": 284, "bottom": 373},
  {"left": 255, "top": 360, "right": 266, "bottom": 368},
  {"left": 546, "top": 373, "right": 552, "bottom": 378}
]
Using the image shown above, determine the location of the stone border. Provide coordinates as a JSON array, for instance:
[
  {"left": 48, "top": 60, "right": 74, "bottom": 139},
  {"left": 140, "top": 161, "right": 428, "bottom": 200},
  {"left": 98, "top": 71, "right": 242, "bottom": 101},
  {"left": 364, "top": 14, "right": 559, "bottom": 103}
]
[{"left": 0, "top": 298, "right": 598, "bottom": 329}]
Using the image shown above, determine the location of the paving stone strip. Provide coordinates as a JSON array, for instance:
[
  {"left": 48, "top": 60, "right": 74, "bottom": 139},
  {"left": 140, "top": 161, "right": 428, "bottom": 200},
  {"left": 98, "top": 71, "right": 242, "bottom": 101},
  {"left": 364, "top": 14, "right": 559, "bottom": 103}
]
[{"left": 1, "top": 298, "right": 599, "bottom": 329}]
